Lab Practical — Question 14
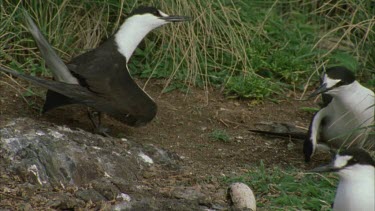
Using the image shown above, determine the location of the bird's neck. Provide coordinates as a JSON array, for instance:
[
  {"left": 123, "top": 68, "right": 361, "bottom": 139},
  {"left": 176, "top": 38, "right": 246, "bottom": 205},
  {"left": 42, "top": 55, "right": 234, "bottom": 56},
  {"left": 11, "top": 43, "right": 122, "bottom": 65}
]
[
  {"left": 114, "top": 20, "right": 153, "bottom": 63},
  {"left": 338, "top": 165, "right": 374, "bottom": 183},
  {"left": 331, "top": 81, "right": 374, "bottom": 107},
  {"left": 332, "top": 81, "right": 365, "bottom": 98}
]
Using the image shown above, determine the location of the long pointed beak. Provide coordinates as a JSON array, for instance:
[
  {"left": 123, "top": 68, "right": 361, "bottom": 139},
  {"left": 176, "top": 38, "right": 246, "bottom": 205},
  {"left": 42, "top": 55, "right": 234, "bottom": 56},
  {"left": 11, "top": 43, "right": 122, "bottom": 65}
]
[
  {"left": 160, "top": 15, "right": 191, "bottom": 22},
  {"left": 308, "top": 83, "right": 328, "bottom": 99},
  {"left": 310, "top": 163, "right": 337, "bottom": 173}
]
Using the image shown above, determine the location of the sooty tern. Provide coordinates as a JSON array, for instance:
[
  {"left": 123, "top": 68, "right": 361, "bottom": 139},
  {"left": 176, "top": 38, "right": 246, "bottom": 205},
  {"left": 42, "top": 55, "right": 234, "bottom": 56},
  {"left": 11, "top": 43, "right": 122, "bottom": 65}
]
[
  {"left": 311, "top": 148, "right": 375, "bottom": 211},
  {"left": 304, "top": 66, "right": 374, "bottom": 162},
  {"left": 0, "top": 6, "right": 189, "bottom": 129}
]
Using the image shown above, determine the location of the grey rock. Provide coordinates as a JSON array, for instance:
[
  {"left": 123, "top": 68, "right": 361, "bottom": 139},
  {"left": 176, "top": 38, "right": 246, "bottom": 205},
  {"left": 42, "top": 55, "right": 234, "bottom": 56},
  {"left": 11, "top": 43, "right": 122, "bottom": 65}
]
[
  {"left": 112, "top": 201, "right": 132, "bottom": 211},
  {"left": 108, "top": 176, "right": 136, "bottom": 193},
  {"left": 171, "top": 186, "right": 206, "bottom": 202},
  {"left": 18, "top": 203, "right": 33, "bottom": 211},
  {"left": 0, "top": 118, "right": 214, "bottom": 210},
  {"left": 92, "top": 178, "right": 121, "bottom": 200},
  {"left": 75, "top": 189, "right": 106, "bottom": 202},
  {"left": 0, "top": 118, "right": 177, "bottom": 187},
  {"left": 44, "top": 192, "right": 85, "bottom": 209}
]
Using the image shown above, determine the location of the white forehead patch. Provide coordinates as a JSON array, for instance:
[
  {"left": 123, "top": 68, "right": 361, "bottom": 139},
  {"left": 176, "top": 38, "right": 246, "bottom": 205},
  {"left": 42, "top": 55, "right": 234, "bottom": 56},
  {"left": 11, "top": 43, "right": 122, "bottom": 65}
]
[
  {"left": 323, "top": 74, "right": 341, "bottom": 89},
  {"left": 334, "top": 155, "right": 353, "bottom": 168},
  {"left": 158, "top": 10, "right": 168, "bottom": 17}
]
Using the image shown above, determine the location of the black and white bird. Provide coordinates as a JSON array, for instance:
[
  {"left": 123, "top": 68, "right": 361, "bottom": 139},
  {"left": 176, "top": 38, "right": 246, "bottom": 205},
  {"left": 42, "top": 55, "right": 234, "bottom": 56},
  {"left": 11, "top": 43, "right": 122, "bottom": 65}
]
[
  {"left": 304, "top": 66, "right": 374, "bottom": 162},
  {"left": 0, "top": 6, "right": 189, "bottom": 129},
  {"left": 311, "top": 148, "right": 375, "bottom": 211}
]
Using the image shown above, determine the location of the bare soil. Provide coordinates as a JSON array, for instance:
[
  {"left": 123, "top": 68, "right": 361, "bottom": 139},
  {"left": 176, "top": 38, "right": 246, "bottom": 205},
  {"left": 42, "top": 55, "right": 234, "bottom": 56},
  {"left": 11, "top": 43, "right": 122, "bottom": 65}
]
[{"left": 0, "top": 75, "right": 328, "bottom": 209}]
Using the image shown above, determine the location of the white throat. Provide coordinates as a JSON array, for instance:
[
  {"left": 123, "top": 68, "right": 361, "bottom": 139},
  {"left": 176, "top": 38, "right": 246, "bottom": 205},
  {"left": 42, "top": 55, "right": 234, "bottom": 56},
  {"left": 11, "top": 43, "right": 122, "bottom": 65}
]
[
  {"left": 114, "top": 14, "right": 167, "bottom": 63},
  {"left": 115, "top": 21, "right": 153, "bottom": 62}
]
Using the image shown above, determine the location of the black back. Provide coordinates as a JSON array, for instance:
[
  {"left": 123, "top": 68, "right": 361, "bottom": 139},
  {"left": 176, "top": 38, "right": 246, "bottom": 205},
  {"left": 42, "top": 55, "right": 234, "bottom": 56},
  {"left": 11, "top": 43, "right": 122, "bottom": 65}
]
[{"left": 43, "top": 36, "right": 157, "bottom": 126}]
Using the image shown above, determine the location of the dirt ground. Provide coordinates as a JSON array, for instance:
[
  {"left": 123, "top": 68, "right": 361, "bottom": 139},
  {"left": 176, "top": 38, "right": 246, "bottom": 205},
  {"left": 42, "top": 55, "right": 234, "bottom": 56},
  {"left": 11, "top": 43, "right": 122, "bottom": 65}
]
[{"left": 0, "top": 75, "right": 328, "bottom": 208}]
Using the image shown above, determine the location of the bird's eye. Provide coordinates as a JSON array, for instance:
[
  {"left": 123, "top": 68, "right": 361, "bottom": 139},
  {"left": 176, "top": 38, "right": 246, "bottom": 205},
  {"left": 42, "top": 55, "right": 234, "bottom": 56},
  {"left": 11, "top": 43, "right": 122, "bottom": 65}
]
[{"left": 333, "top": 80, "right": 345, "bottom": 88}]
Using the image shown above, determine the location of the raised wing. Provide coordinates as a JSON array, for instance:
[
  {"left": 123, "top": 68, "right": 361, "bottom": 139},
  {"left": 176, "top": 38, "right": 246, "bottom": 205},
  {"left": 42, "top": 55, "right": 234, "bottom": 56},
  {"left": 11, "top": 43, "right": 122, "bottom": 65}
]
[{"left": 22, "top": 9, "right": 79, "bottom": 84}]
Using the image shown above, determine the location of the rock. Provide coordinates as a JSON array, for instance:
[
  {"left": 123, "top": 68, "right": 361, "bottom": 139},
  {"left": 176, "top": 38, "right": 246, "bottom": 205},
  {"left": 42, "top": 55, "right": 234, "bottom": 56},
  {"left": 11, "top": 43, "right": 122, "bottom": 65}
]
[
  {"left": 0, "top": 118, "right": 211, "bottom": 210},
  {"left": 75, "top": 189, "right": 106, "bottom": 202},
  {"left": 107, "top": 176, "right": 136, "bottom": 193},
  {"left": 142, "top": 144, "right": 182, "bottom": 169},
  {"left": 0, "top": 118, "right": 178, "bottom": 187},
  {"left": 171, "top": 186, "right": 206, "bottom": 202},
  {"left": 116, "top": 192, "right": 131, "bottom": 202},
  {"left": 112, "top": 201, "right": 132, "bottom": 211},
  {"left": 18, "top": 202, "right": 33, "bottom": 211},
  {"left": 44, "top": 192, "right": 85, "bottom": 209},
  {"left": 91, "top": 178, "right": 121, "bottom": 200},
  {"left": 227, "top": 182, "right": 256, "bottom": 211}
]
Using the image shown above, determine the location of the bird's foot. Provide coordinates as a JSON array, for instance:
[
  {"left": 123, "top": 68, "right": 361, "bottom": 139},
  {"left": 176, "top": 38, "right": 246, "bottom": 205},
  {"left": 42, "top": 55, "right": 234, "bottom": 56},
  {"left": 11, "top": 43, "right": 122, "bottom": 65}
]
[
  {"left": 94, "top": 126, "right": 112, "bottom": 137},
  {"left": 87, "top": 109, "right": 111, "bottom": 137}
]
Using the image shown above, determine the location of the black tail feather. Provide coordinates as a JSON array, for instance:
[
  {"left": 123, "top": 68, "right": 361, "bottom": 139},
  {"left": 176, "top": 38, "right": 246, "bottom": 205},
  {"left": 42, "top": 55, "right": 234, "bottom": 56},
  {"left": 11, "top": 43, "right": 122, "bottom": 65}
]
[
  {"left": 42, "top": 90, "right": 76, "bottom": 113},
  {"left": 249, "top": 122, "right": 308, "bottom": 141},
  {"left": 0, "top": 66, "right": 96, "bottom": 105},
  {"left": 249, "top": 129, "right": 307, "bottom": 140}
]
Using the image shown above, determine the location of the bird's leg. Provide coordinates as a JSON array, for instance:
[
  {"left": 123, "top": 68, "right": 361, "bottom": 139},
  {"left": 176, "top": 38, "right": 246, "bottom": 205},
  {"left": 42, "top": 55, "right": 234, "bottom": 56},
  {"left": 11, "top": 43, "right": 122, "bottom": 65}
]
[{"left": 87, "top": 108, "right": 111, "bottom": 137}]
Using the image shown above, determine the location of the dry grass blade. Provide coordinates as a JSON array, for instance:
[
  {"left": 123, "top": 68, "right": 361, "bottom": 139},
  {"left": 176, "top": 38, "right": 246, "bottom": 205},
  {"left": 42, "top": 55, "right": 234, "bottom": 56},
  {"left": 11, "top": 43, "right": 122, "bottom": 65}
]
[{"left": 0, "top": 0, "right": 374, "bottom": 100}]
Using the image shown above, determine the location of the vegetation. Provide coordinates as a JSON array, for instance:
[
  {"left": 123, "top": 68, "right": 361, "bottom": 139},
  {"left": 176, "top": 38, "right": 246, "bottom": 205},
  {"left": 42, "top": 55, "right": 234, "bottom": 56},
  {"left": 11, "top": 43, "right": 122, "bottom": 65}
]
[
  {"left": 210, "top": 129, "right": 230, "bottom": 142},
  {"left": 1, "top": 0, "right": 374, "bottom": 99},
  {"left": 225, "top": 161, "right": 337, "bottom": 210},
  {"left": 1, "top": 1, "right": 372, "bottom": 209}
]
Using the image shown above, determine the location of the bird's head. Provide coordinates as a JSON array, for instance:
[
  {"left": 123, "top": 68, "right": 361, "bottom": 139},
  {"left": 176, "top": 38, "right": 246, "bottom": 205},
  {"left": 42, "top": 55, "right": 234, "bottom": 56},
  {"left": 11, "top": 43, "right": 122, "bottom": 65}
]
[
  {"left": 310, "top": 148, "right": 375, "bottom": 175},
  {"left": 126, "top": 6, "right": 190, "bottom": 30},
  {"left": 115, "top": 6, "right": 190, "bottom": 61},
  {"left": 309, "top": 66, "right": 356, "bottom": 98}
]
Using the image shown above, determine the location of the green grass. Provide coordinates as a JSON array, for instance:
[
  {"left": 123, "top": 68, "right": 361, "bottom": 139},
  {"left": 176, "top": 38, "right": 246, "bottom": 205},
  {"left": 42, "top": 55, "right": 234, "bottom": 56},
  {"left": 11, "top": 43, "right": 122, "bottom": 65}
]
[
  {"left": 210, "top": 129, "right": 230, "bottom": 142},
  {"left": 0, "top": 0, "right": 374, "bottom": 98},
  {"left": 225, "top": 75, "right": 283, "bottom": 99},
  {"left": 225, "top": 161, "right": 337, "bottom": 210},
  {"left": 0, "top": 2, "right": 372, "bottom": 209}
]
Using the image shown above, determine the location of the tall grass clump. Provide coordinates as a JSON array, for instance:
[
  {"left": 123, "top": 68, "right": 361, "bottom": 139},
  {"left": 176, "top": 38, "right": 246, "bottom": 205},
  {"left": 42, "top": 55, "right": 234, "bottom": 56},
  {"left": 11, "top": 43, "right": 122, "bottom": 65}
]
[{"left": 1, "top": 0, "right": 374, "bottom": 99}]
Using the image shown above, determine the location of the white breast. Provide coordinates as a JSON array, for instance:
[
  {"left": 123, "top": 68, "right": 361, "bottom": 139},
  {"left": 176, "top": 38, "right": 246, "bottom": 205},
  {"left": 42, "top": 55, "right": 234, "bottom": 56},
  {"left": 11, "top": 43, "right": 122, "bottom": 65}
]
[
  {"left": 333, "top": 165, "right": 375, "bottom": 211},
  {"left": 322, "top": 82, "right": 374, "bottom": 147}
]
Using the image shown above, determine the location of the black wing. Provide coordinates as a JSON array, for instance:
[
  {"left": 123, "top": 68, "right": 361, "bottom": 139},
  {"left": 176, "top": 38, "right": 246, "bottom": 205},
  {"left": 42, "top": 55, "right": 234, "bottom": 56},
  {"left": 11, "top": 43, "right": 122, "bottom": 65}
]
[{"left": 66, "top": 38, "right": 157, "bottom": 126}]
